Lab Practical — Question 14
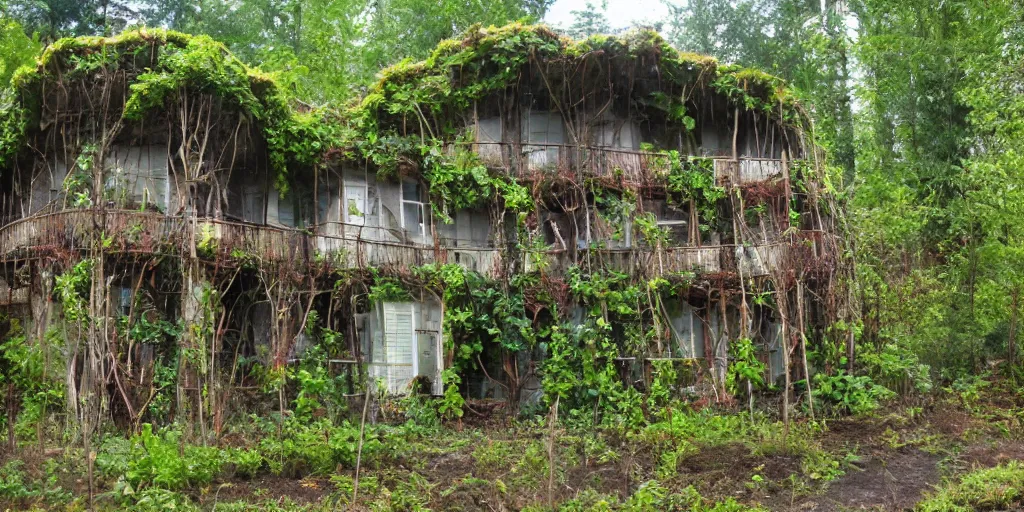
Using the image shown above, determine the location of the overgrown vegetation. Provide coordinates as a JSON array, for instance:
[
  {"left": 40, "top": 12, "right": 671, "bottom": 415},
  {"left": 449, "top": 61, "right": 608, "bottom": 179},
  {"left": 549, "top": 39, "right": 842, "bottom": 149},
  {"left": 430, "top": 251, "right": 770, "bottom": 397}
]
[{"left": 1, "top": 0, "right": 1023, "bottom": 509}]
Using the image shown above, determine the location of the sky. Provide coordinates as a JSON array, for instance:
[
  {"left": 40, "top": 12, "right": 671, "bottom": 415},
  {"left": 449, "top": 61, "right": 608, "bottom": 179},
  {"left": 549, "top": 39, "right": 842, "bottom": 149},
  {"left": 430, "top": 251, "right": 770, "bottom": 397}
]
[{"left": 543, "top": 0, "right": 672, "bottom": 32}]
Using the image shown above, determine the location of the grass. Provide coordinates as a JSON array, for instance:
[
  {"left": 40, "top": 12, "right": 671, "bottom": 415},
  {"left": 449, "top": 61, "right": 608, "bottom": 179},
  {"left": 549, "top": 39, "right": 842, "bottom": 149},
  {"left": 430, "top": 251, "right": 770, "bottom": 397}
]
[
  {"left": 3, "top": 381, "right": 1022, "bottom": 511},
  {"left": 915, "top": 461, "right": 1024, "bottom": 511}
]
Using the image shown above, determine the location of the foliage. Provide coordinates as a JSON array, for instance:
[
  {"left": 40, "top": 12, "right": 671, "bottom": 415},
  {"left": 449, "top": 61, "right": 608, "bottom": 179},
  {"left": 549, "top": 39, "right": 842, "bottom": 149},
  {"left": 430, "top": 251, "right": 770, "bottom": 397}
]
[
  {"left": 725, "top": 337, "right": 767, "bottom": 396},
  {"left": 2, "top": 29, "right": 340, "bottom": 194},
  {"left": 54, "top": 259, "right": 93, "bottom": 324},
  {"left": 128, "top": 424, "right": 225, "bottom": 491},
  {"left": 367, "top": 269, "right": 413, "bottom": 303},
  {"left": 812, "top": 371, "right": 895, "bottom": 415},
  {"left": 663, "top": 154, "right": 726, "bottom": 230},
  {"left": 0, "top": 319, "right": 63, "bottom": 441},
  {"left": 859, "top": 343, "right": 933, "bottom": 395},
  {"left": 0, "top": 460, "right": 70, "bottom": 507},
  {"left": 256, "top": 416, "right": 380, "bottom": 476},
  {"left": 437, "top": 368, "right": 465, "bottom": 421},
  {"left": 0, "top": 16, "right": 38, "bottom": 87},
  {"left": 915, "top": 461, "right": 1024, "bottom": 512},
  {"left": 419, "top": 141, "right": 534, "bottom": 220}
]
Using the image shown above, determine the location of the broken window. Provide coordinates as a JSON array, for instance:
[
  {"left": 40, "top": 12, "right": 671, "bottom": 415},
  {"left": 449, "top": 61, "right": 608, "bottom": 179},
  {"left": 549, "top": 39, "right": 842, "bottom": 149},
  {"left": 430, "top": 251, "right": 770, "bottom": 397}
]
[
  {"left": 117, "top": 286, "right": 132, "bottom": 317},
  {"left": 345, "top": 180, "right": 367, "bottom": 226},
  {"left": 648, "top": 200, "right": 690, "bottom": 246},
  {"left": 475, "top": 117, "right": 504, "bottom": 165},
  {"left": 577, "top": 207, "right": 632, "bottom": 249}
]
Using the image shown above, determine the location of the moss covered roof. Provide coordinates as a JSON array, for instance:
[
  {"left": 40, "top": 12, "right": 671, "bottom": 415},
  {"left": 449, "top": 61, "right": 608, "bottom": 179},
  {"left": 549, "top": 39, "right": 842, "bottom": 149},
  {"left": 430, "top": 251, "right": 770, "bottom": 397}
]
[
  {"left": 353, "top": 23, "right": 800, "bottom": 134},
  {"left": 1, "top": 24, "right": 804, "bottom": 186}
]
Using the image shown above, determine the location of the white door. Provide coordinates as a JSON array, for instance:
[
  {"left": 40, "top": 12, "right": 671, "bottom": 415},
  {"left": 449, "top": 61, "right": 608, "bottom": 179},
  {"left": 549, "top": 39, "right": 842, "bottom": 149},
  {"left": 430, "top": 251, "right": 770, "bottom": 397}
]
[{"left": 382, "top": 302, "right": 416, "bottom": 394}]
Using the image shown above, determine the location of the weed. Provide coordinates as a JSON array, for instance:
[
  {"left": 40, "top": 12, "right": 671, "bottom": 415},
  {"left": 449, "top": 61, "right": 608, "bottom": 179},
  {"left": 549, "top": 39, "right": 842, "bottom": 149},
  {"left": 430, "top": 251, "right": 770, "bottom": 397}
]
[
  {"left": 0, "top": 460, "right": 70, "bottom": 507},
  {"left": 126, "top": 424, "right": 226, "bottom": 491},
  {"left": 916, "top": 461, "right": 1024, "bottom": 511},
  {"left": 813, "top": 371, "right": 896, "bottom": 415}
]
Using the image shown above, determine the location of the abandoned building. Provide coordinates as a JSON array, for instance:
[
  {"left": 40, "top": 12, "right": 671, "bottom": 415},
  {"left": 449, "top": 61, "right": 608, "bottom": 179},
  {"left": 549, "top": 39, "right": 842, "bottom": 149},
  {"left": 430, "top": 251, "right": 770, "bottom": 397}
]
[{"left": 0, "top": 26, "right": 846, "bottom": 429}]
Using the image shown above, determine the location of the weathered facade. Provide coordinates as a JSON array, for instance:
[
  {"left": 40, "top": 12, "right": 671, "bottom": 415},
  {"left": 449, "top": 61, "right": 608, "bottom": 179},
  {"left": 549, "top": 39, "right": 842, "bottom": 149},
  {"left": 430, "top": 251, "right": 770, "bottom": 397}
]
[{"left": 0, "top": 26, "right": 847, "bottom": 430}]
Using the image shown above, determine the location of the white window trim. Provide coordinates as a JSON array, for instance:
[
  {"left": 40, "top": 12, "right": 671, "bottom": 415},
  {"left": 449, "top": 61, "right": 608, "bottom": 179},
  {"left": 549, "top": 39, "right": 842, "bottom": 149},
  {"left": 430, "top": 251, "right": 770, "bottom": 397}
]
[{"left": 400, "top": 180, "right": 428, "bottom": 237}]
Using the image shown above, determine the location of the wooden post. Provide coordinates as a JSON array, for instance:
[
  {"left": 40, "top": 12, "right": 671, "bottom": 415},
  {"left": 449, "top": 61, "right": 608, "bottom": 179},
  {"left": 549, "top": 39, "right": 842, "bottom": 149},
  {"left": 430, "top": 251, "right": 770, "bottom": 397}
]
[{"left": 547, "top": 396, "right": 559, "bottom": 509}]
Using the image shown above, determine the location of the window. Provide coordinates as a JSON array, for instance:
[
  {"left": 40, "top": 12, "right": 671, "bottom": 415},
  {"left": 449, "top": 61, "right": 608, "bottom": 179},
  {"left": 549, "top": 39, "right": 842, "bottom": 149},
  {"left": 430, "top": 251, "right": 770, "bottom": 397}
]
[
  {"left": 576, "top": 208, "right": 631, "bottom": 249},
  {"left": 522, "top": 111, "right": 565, "bottom": 169},
  {"left": 400, "top": 180, "right": 427, "bottom": 237},
  {"left": 277, "top": 193, "right": 295, "bottom": 227},
  {"left": 105, "top": 147, "right": 169, "bottom": 211},
  {"left": 345, "top": 181, "right": 367, "bottom": 226}
]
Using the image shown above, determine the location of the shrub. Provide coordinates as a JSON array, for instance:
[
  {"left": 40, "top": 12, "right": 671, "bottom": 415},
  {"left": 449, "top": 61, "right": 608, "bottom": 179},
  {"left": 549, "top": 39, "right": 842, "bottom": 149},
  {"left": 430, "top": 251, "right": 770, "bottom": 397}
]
[
  {"left": 230, "top": 448, "right": 264, "bottom": 479},
  {"left": 0, "top": 460, "right": 70, "bottom": 507},
  {"left": 129, "top": 488, "right": 199, "bottom": 511},
  {"left": 258, "top": 418, "right": 380, "bottom": 476},
  {"left": 812, "top": 371, "right": 895, "bottom": 415},
  {"left": 125, "top": 424, "right": 226, "bottom": 491},
  {"left": 860, "top": 343, "right": 933, "bottom": 395}
]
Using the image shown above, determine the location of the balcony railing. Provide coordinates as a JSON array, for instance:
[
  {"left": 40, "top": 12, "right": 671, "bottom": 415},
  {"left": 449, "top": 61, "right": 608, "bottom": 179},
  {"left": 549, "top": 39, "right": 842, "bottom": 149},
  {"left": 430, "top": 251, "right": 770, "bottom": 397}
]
[
  {"left": 0, "top": 210, "right": 828, "bottom": 278},
  {"left": 463, "top": 142, "right": 786, "bottom": 185},
  {"left": 711, "top": 158, "right": 785, "bottom": 185},
  {"left": 0, "top": 210, "right": 504, "bottom": 274}
]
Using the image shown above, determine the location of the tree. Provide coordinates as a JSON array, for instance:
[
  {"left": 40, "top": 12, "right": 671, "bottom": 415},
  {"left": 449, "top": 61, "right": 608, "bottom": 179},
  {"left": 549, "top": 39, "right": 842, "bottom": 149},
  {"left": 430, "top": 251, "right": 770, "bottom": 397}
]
[
  {"left": 0, "top": 11, "right": 39, "bottom": 87},
  {"left": 663, "top": 0, "right": 856, "bottom": 181},
  {"left": 565, "top": 1, "right": 610, "bottom": 39},
  {"left": 5, "top": 0, "right": 135, "bottom": 40}
]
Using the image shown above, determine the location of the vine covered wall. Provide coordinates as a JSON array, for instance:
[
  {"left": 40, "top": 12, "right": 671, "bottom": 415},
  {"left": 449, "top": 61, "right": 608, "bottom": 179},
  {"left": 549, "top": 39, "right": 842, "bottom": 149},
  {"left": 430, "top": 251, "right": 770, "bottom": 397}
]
[{"left": 0, "top": 23, "right": 851, "bottom": 440}]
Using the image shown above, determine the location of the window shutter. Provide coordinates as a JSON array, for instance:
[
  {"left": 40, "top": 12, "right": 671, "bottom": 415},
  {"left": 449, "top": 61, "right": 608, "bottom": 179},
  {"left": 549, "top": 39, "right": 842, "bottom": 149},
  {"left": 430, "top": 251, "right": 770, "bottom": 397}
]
[{"left": 382, "top": 302, "right": 415, "bottom": 393}]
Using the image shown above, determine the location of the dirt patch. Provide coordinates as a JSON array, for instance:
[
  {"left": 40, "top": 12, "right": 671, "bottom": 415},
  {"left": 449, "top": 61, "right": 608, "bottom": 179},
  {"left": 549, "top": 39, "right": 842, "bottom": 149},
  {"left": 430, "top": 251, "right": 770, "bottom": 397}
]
[
  {"left": 927, "top": 409, "right": 975, "bottom": 438},
  {"left": 791, "top": 448, "right": 940, "bottom": 511},
  {"left": 680, "top": 443, "right": 755, "bottom": 479},
  {"left": 820, "top": 415, "right": 895, "bottom": 447},
  {"left": 677, "top": 443, "right": 782, "bottom": 499}
]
